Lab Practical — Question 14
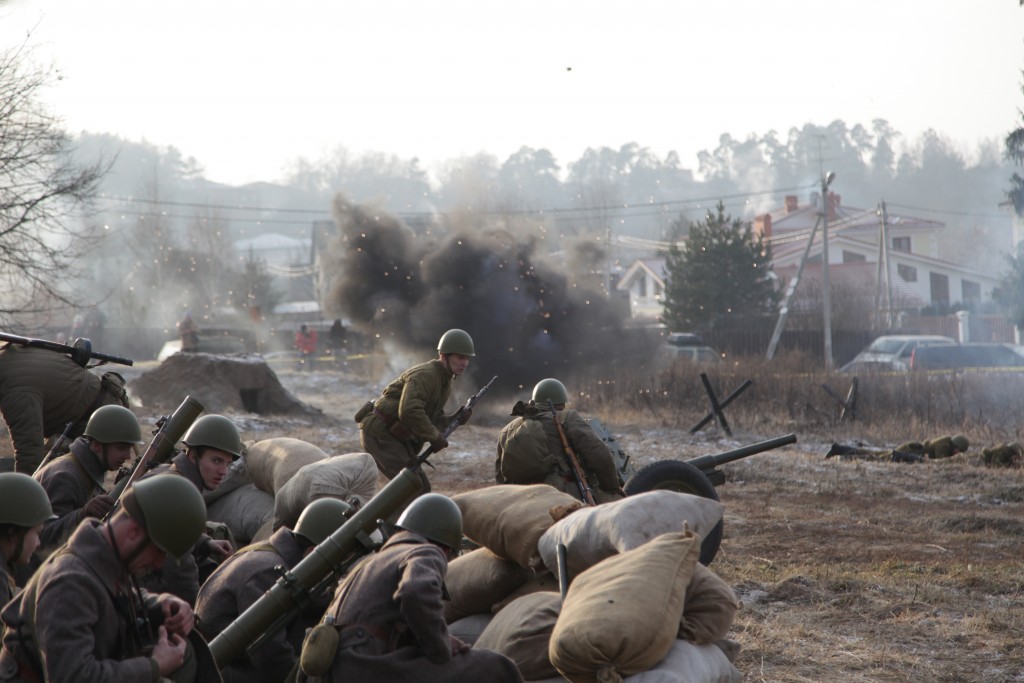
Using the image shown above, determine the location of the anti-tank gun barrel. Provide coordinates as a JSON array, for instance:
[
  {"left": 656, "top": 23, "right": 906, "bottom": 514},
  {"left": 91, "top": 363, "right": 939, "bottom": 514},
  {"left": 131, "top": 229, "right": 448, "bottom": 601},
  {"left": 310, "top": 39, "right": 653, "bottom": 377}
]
[
  {"left": 0, "top": 331, "right": 133, "bottom": 367},
  {"left": 686, "top": 433, "right": 797, "bottom": 485}
]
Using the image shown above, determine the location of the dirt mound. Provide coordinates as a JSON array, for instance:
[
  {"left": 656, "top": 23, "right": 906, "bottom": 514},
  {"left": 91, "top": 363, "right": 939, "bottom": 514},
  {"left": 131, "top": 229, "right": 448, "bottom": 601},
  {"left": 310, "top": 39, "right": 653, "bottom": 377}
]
[{"left": 129, "top": 353, "right": 320, "bottom": 416}]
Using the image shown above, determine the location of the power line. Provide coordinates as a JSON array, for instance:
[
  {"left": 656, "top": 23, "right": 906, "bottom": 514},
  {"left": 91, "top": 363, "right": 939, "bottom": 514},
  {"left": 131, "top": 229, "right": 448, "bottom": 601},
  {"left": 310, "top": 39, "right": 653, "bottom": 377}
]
[{"left": 886, "top": 201, "right": 1009, "bottom": 221}]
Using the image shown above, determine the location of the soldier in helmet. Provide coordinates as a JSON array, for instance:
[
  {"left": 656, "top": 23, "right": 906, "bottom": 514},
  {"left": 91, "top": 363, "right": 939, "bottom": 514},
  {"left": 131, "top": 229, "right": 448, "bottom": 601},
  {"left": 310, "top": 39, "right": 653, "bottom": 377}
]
[
  {"left": 303, "top": 493, "right": 523, "bottom": 683},
  {"left": 356, "top": 329, "right": 475, "bottom": 492},
  {"left": 496, "top": 378, "right": 624, "bottom": 504},
  {"left": 195, "top": 497, "right": 353, "bottom": 682},
  {"left": 982, "top": 441, "right": 1023, "bottom": 468},
  {"left": 0, "top": 475, "right": 210, "bottom": 682},
  {"left": 33, "top": 404, "right": 145, "bottom": 553},
  {"left": 0, "top": 473, "right": 54, "bottom": 604},
  {"left": 826, "top": 434, "right": 970, "bottom": 462}
]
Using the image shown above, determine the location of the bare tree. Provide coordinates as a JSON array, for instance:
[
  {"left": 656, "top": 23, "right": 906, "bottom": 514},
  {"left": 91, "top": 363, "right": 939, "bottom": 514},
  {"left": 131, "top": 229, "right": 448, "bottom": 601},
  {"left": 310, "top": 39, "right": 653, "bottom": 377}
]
[{"left": 0, "top": 43, "right": 106, "bottom": 322}]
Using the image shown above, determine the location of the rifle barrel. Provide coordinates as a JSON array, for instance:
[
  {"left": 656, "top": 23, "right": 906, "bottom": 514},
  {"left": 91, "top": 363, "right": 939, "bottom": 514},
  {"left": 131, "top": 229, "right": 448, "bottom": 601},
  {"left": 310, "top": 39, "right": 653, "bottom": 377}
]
[{"left": 0, "top": 331, "right": 134, "bottom": 366}]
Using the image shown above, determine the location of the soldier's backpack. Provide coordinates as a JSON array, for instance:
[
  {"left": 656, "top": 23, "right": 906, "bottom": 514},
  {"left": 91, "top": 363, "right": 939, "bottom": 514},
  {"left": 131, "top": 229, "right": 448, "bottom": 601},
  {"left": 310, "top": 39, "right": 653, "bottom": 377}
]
[{"left": 499, "top": 414, "right": 559, "bottom": 483}]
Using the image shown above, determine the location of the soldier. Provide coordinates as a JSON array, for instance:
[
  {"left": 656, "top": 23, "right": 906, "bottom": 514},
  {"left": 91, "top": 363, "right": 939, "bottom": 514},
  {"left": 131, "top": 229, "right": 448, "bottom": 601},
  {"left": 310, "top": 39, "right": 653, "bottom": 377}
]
[
  {"left": 0, "top": 344, "right": 129, "bottom": 474},
  {"left": 982, "top": 442, "right": 1022, "bottom": 468},
  {"left": 142, "top": 414, "right": 242, "bottom": 604},
  {"left": 34, "top": 404, "right": 145, "bottom": 553},
  {"left": 356, "top": 329, "right": 474, "bottom": 492},
  {"left": 825, "top": 434, "right": 970, "bottom": 462},
  {"left": 302, "top": 493, "right": 524, "bottom": 683},
  {"left": 496, "top": 378, "right": 624, "bottom": 504},
  {"left": 178, "top": 311, "right": 200, "bottom": 353},
  {"left": 0, "top": 473, "right": 54, "bottom": 605},
  {"left": 195, "top": 497, "right": 353, "bottom": 682},
  {"left": 0, "top": 475, "right": 210, "bottom": 682}
]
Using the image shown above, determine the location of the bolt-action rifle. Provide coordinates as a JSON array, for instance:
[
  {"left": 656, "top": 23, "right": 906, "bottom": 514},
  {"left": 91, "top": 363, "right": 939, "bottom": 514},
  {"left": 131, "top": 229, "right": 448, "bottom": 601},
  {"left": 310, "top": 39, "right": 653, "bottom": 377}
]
[
  {"left": 0, "top": 331, "right": 133, "bottom": 368},
  {"left": 208, "top": 376, "right": 498, "bottom": 669},
  {"left": 36, "top": 422, "right": 75, "bottom": 472},
  {"left": 547, "top": 399, "right": 596, "bottom": 505}
]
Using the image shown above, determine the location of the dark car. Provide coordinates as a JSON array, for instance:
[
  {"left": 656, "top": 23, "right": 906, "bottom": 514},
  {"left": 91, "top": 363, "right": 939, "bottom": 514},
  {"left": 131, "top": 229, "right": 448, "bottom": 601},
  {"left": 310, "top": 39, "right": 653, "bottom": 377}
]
[{"left": 908, "top": 343, "right": 1024, "bottom": 371}]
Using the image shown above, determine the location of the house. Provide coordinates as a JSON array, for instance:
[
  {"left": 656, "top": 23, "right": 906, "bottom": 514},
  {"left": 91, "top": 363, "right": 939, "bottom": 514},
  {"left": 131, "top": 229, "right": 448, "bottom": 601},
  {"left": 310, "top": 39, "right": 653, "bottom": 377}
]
[{"left": 616, "top": 257, "right": 666, "bottom": 320}]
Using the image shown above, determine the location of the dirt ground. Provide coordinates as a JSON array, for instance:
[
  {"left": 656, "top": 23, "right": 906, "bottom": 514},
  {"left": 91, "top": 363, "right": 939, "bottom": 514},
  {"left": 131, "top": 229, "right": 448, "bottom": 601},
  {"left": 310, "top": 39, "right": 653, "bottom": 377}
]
[{"left": 9, "top": 358, "right": 1023, "bottom": 682}]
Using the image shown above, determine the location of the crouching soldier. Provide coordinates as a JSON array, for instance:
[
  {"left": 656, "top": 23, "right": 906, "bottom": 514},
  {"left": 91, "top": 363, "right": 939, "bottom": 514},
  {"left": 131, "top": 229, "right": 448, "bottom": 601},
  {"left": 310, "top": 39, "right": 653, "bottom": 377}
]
[
  {"left": 0, "top": 475, "right": 220, "bottom": 682},
  {"left": 0, "top": 473, "right": 55, "bottom": 604},
  {"left": 982, "top": 442, "right": 1022, "bottom": 468},
  {"left": 300, "top": 493, "right": 523, "bottom": 683},
  {"left": 195, "top": 498, "right": 353, "bottom": 683}
]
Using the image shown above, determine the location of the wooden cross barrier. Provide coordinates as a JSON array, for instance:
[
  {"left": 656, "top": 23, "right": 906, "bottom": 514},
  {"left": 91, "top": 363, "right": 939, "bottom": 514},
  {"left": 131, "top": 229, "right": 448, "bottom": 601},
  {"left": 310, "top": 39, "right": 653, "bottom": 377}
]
[
  {"left": 690, "top": 374, "right": 754, "bottom": 436},
  {"left": 821, "top": 377, "right": 858, "bottom": 423}
]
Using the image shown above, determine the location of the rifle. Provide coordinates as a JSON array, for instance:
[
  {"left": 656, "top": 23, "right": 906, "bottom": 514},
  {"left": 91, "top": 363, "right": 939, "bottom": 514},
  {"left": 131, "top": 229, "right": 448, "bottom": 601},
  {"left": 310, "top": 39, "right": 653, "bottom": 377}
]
[
  {"left": 0, "top": 331, "right": 133, "bottom": 368},
  {"left": 547, "top": 399, "right": 596, "bottom": 506},
  {"left": 415, "top": 375, "right": 498, "bottom": 465},
  {"left": 37, "top": 422, "right": 75, "bottom": 472},
  {"left": 108, "top": 395, "right": 205, "bottom": 502}
]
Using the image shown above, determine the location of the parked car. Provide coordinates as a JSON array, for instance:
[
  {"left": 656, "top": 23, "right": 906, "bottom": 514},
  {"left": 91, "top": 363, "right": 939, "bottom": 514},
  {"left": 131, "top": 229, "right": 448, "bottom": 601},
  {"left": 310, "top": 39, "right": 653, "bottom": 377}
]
[
  {"left": 908, "top": 343, "right": 1024, "bottom": 371},
  {"left": 839, "top": 334, "right": 956, "bottom": 373},
  {"left": 661, "top": 333, "right": 721, "bottom": 364}
]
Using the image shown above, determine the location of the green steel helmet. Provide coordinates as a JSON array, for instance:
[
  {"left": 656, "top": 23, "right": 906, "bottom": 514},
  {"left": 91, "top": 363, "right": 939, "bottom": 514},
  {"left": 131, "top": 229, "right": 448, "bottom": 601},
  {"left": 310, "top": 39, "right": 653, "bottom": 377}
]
[
  {"left": 83, "top": 405, "right": 144, "bottom": 445},
  {"left": 396, "top": 493, "right": 463, "bottom": 551},
  {"left": 182, "top": 414, "right": 242, "bottom": 459},
  {"left": 0, "top": 473, "right": 56, "bottom": 526},
  {"left": 124, "top": 475, "right": 206, "bottom": 559},
  {"left": 437, "top": 329, "right": 475, "bottom": 357},
  {"left": 1009, "top": 442, "right": 1022, "bottom": 453},
  {"left": 951, "top": 434, "right": 969, "bottom": 451},
  {"left": 532, "top": 378, "right": 569, "bottom": 405},
  {"left": 294, "top": 497, "right": 353, "bottom": 545}
]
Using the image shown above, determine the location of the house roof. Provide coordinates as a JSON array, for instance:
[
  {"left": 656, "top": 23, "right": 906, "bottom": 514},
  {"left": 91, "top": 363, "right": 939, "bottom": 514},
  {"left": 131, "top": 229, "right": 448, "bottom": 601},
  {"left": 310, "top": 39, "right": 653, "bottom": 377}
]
[
  {"left": 617, "top": 257, "right": 667, "bottom": 290},
  {"left": 774, "top": 261, "right": 928, "bottom": 311},
  {"left": 767, "top": 196, "right": 944, "bottom": 238}
]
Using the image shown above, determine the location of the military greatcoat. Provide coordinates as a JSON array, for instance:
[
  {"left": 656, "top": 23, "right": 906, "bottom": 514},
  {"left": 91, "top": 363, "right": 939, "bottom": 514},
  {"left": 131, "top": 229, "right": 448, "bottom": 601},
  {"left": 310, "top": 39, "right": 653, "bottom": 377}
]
[{"left": 34, "top": 437, "right": 109, "bottom": 552}]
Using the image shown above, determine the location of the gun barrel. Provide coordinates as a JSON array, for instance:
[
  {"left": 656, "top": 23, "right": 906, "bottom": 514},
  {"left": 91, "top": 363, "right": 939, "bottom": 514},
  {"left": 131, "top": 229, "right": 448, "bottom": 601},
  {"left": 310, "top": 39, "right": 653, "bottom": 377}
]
[
  {"left": 0, "top": 331, "right": 133, "bottom": 366},
  {"left": 685, "top": 433, "right": 797, "bottom": 472},
  {"left": 208, "top": 466, "right": 424, "bottom": 668}
]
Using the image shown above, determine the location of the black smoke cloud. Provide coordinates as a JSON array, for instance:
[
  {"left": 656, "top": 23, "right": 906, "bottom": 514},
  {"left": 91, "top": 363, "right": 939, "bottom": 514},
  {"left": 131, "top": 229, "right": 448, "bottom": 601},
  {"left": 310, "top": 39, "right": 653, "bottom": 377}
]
[{"left": 324, "top": 195, "right": 630, "bottom": 395}]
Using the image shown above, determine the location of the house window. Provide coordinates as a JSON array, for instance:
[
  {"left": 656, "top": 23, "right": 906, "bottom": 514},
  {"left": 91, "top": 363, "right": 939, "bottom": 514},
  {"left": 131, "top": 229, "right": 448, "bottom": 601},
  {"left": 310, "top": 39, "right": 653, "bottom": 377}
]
[
  {"left": 961, "top": 280, "right": 981, "bottom": 305},
  {"left": 892, "top": 237, "right": 911, "bottom": 253},
  {"left": 637, "top": 277, "right": 647, "bottom": 298},
  {"left": 930, "top": 272, "right": 950, "bottom": 307},
  {"left": 897, "top": 264, "right": 917, "bottom": 282},
  {"left": 842, "top": 251, "right": 865, "bottom": 263}
]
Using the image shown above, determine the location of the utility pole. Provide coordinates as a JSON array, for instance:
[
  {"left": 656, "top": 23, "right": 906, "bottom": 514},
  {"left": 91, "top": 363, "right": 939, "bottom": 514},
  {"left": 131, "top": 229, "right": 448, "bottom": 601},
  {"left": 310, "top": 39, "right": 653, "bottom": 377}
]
[{"left": 821, "top": 172, "right": 836, "bottom": 370}]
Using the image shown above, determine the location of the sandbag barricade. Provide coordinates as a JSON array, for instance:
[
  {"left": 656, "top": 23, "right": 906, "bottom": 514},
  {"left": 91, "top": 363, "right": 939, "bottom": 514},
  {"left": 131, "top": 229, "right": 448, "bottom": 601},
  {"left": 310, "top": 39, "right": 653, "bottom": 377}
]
[
  {"left": 244, "top": 437, "right": 329, "bottom": 494},
  {"left": 475, "top": 592, "right": 563, "bottom": 681},
  {"left": 680, "top": 564, "right": 740, "bottom": 645},
  {"left": 205, "top": 483, "right": 275, "bottom": 546},
  {"left": 443, "top": 547, "right": 535, "bottom": 623},
  {"left": 273, "top": 452, "right": 378, "bottom": 530}
]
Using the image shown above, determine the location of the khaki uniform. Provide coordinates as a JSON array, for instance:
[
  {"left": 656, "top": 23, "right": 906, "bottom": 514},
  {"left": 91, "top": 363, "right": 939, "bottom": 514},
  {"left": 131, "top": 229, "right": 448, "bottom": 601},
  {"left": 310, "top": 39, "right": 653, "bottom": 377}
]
[
  {"left": 0, "top": 346, "right": 128, "bottom": 474},
  {"left": 310, "top": 531, "right": 523, "bottom": 683},
  {"left": 891, "top": 436, "right": 962, "bottom": 460},
  {"left": 982, "top": 443, "right": 1023, "bottom": 468},
  {"left": 34, "top": 437, "right": 109, "bottom": 552},
  {"left": 0, "top": 563, "right": 14, "bottom": 607},
  {"left": 358, "top": 359, "right": 455, "bottom": 482},
  {"left": 195, "top": 528, "right": 320, "bottom": 683},
  {"left": 496, "top": 401, "right": 623, "bottom": 503},
  {"left": 0, "top": 520, "right": 163, "bottom": 682}
]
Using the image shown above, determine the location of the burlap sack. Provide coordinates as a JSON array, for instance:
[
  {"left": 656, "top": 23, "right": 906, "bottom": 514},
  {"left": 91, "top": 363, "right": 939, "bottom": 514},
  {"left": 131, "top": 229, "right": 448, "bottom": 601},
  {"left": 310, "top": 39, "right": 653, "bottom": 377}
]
[
  {"left": 492, "top": 571, "right": 561, "bottom": 613},
  {"left": 475, "top": 592, "right": 563, "bottom": 681},
  {"left": 453, "top": 485, "right": 584, "bottom": 569},
  {"left": 679, "top": 564, "right": 740, "bottom": 645},
  {"left": 205, "top": 483, "right": 275, "bottom": 546},
  {"left": 244, "top": 437, "right": 329, "bottom": 494},
  {"left": 448, "top": 614, "right": 495, "bottom": 647},
  {"left": 273, "top": 452, "right": 378, "bottom": 530},
  {"left": 444, "top": 548, "right": 535, "bottom": 623},
  {"left": 622, "top": 639, "right": 743, "bottom": 683},
  {"left": 538, "top": 490, "right": 724, "bottom": 576},
  {"left": 550, "top": 530, "right": 701, "bottom": 683}
]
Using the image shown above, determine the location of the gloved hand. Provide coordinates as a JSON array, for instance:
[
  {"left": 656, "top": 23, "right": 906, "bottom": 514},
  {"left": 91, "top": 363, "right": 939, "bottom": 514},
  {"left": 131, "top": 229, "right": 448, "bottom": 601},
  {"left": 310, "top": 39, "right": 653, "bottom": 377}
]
[
  {"left": 458, "top": 407, "right": 472, "bottom": 426},
  {"left": 429, "top": 435, "right": 449, "bottom": 452},
  {"left": 82, "top": 494, "right": 116, "bottom": 520}
]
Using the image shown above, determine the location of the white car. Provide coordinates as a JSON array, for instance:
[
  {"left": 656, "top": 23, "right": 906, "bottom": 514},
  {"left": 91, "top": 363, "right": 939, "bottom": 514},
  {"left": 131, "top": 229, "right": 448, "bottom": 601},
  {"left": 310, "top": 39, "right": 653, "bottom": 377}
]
[{"left": 840, "top": 334, "right": 956, "bottom": 373}]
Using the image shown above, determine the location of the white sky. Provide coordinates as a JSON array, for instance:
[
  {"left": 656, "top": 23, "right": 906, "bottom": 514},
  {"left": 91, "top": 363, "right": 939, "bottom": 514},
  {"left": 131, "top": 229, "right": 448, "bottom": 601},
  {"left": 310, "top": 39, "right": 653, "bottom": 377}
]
[{"left": 2, "top": 0, "right": 1022, "bottom": 187}]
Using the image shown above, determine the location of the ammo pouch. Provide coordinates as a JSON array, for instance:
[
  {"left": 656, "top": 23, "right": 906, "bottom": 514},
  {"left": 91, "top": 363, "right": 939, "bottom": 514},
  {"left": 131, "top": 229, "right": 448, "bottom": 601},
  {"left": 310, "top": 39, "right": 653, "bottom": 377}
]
[
  {"left": 387, "top": 419, "right": 414, "bottom": 443},
  {"left": 300, "top": 622, "right": 340, "bottom": 677},
  {"left": 353, "top": 401, "right": 375, "bottom": 424}
]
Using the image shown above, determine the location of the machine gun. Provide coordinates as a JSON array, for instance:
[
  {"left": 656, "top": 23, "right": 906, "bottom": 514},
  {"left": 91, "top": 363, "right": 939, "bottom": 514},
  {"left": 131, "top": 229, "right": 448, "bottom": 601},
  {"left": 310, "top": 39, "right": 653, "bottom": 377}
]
[
  {"left": 208, "top": 376, "right": 498, "bottom": 669},
  {"left": 0, "top": 331, "right": 133, "bottom": 368}
]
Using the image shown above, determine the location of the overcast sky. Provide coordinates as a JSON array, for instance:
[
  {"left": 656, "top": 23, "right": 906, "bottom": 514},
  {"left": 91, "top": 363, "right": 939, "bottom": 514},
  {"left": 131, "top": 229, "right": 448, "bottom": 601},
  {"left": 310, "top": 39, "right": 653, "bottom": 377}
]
[{"left": 2, "top": 0, "right": 1022, "bottom": 187}]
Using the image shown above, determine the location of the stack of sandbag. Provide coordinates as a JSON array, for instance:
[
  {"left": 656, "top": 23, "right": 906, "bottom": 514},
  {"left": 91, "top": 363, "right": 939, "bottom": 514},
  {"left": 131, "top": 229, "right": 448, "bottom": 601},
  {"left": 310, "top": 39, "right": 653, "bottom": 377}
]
[
  {"left": 273, "top": 452, "right": 379, "bottom": 530},
  {"left": 203, "top": 458, "right": 274, "bottom": 546},
  {"left": 245, "top": 437, "right": 329, "bottom": 494}
]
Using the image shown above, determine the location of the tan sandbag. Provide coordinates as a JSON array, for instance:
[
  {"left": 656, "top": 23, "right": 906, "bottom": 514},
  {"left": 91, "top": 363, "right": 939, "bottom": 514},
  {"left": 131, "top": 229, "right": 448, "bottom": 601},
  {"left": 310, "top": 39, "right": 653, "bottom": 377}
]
[
  {"left": 273, "top": 452, "right": 378, "bottom": 530},
  {"left": 538, "top": 490, "right": 724, "bottom": 576},
  {"left": 243, "top": 437, "right": 329, "bottom": 494},
  {"left": 492, "top": 571, "right": 561, "bottom": 613},
  {"left": 550, "top": 530, "right": 700, "bottom": 683},
  {"left": 444, "top": 548, "right": 535, "bottom": 623},
  {"left": 475, "top": 592, "right": 563, "bottom": 681},
  {"left": 680, "top": 564, "right": 740, "bottom": 645},
  {"left": 453, "top": 485, "right": 583, "bottom": 569},
  {"left": 205, "top": 483, "right": 275, "bottom": 546},
  {"left": 621, "top": 639, "right": 743, "bottom": 683},
  {"left": 448, "top": 614, "right": 495, "bottom": 647}
]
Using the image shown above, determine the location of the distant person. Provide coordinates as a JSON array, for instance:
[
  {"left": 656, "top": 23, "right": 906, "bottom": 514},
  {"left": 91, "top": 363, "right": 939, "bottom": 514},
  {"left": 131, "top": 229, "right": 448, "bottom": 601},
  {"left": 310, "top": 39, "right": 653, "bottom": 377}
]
[
  {"left": 294, "top": 324, "right": 318, "bottom": 370},
  {"left": 982, "top": 442, "right": 1022, "bottom": 468},
  {"left": 825, "top": 434, "right": 969, "bottom": 462},
  {"left": 82, "top": 306, "right": 107, "bottom": 349},
  {"left": 327, "top": 319, "right": 347, "bottom": 366},
  {"left": 178, "top": 310, "right": 200, "bottom": 353}
]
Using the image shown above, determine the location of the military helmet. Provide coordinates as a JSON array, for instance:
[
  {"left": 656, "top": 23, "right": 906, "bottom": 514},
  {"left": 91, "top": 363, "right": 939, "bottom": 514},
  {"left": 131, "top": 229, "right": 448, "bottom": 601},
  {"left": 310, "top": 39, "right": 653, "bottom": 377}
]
[
  {"left": 951, "top": 434, "right": 969, "bottom": 451},
  {"left": 437, "top": 329, "right": 475, "bottom": 357},
  {"left": 83, "top": 405, "right": 144, "bottom": 445},
  {"left": 182, "top": 414, "right": 242, "bottom": 459},
  {"left": 532, "top": 378, "right": 569, "bottom": 405},
  {"left": 124, "top": 475, "right": 206, "bottom": 559},
  {"left": 294, "top": 497, "right": 353, "bottom": 546},
  {"left": 1008, "top": 442, "right": 1022, "bottom": 453},
  {"left": 0, "top": 473, "right": 56, "bottom": 527},
  {"left": 396, "top": 493, "right": 463, "bottom": 551}
]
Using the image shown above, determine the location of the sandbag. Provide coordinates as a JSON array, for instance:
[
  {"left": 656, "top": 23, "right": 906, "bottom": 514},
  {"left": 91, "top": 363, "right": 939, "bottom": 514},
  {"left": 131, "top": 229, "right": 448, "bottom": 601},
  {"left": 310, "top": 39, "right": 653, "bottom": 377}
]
[
  {"left": 244, "top": 437, "right": 329, "bottom": 494},
  {"left": 550, "top": 530, "right": 701, "bottom": 683},
  {"left": 444, "top": 548, "right": 535, "bottom": 623},
  {"left": 476, "top": 592, "right": 563, "bottom": 681},
  {"left": 453, "top": 485, "right": 583, "bottom": 569},
  {"left": 680, "top": 564, "right": 740, "bottom": 645},
  {"left": 273, "top": 452, "right": 378, "bottom": 530},
  {"left": 538, "top": 490, "right": 724, "bottom": 576},
  {"left": 492, "top": 571, "right": 561, "bottom": 613},
  {"left": 448, "top": 614, "right": 495, "bottom": 647},
  {"left": 621, "top": 639, "right": 742, "bottom": 683},
  {"left": 205, "top": 483, "right": 275, "bottom": 546}
]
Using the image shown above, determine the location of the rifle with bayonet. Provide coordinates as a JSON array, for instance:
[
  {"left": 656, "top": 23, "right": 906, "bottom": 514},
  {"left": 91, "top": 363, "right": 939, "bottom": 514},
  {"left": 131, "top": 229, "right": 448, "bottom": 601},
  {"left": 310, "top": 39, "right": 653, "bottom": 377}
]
[
  {"left": 36, "top": 422, "right": 75, "bottom": 472},
  {"left": 547, "top": 399, "right": 596, "bottom": 505},
  {"left": 0, "top": 331, "right": 133, "bottom": 368}
]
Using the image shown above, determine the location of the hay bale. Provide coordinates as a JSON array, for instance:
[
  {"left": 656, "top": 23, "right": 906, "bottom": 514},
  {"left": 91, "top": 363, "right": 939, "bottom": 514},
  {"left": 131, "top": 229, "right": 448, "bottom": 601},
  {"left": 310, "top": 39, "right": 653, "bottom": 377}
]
[
  {"left": 244, "top": 437, "right": 329, "bottom": 494},
  {"left": 273, "top": 452, "right": 378, "bottom": 530}
]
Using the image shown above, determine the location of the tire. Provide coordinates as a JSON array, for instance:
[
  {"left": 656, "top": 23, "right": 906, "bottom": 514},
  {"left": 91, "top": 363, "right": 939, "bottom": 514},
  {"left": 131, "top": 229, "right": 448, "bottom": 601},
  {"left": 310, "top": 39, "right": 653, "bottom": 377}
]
[{"left": 623, "top": 459, "right": 723, "bottom": 566}]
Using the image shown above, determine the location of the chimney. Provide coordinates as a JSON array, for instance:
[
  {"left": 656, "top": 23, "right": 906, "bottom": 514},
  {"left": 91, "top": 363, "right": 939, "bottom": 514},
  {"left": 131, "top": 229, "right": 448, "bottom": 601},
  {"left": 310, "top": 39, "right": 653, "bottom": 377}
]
[
  {"left": 827, "top": 192, "right": 841, "bottom": 221},
  {"left": 754, "top": 213, "right": 772, "bottom": 240},
  {"left": 784, "top": 195, "right": 798, "bottom": 213}
]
